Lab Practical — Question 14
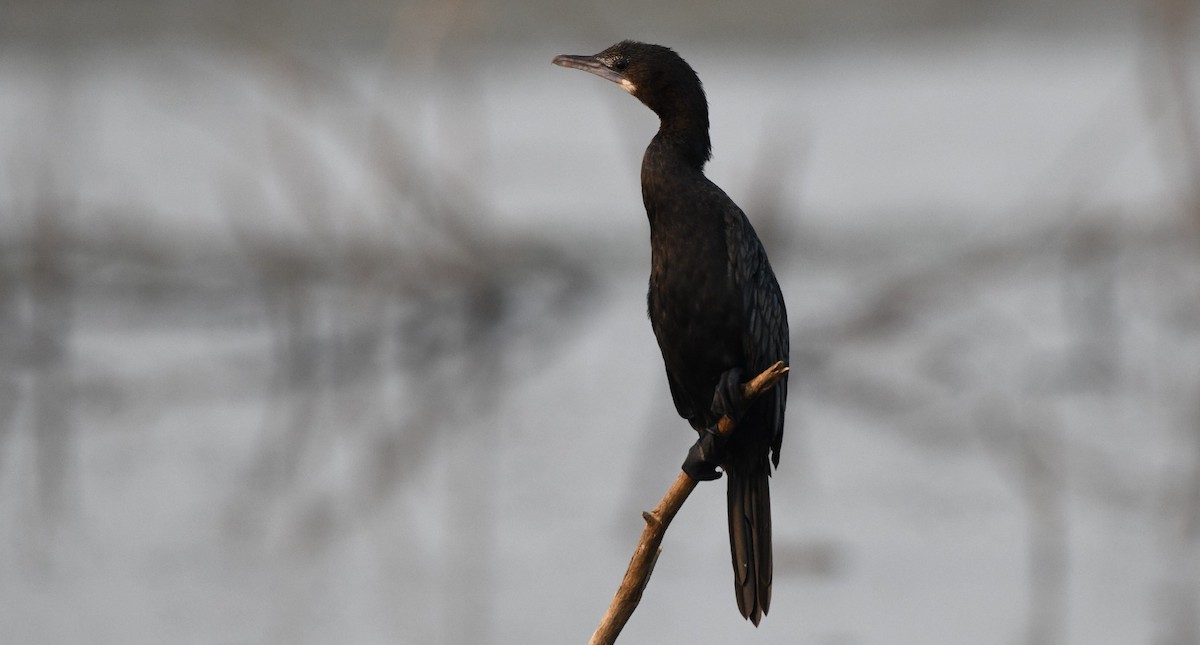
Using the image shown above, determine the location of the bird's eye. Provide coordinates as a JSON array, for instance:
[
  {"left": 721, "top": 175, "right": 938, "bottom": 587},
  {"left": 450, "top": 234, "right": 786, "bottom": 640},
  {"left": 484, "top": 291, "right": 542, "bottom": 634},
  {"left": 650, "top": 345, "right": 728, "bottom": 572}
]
[{"left": 613, "top": 57, "right": 628, "bottom": 71}]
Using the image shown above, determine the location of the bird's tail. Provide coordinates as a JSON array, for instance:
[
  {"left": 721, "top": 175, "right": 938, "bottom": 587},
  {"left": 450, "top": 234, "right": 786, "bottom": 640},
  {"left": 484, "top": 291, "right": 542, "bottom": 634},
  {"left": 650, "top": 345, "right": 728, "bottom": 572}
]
[{"left": 726, "top": 465, "right": 772, "bottom": 625}]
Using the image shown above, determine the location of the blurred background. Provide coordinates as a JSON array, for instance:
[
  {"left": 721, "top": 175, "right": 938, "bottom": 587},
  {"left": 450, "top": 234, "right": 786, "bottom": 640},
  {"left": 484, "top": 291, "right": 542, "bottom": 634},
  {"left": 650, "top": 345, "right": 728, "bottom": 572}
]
[{"left": 1, "top": 0, "right": 1199, "bottom": 643}]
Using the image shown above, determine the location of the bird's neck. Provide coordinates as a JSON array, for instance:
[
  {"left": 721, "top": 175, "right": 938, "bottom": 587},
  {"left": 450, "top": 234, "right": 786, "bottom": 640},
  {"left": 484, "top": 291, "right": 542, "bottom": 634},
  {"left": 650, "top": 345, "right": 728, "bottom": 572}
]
[
  {"left": 649, "top": 118, "right": 711, "bottom": 171},
  {"left": 641, "top": 125, "right": 719, "bottom": 241}
]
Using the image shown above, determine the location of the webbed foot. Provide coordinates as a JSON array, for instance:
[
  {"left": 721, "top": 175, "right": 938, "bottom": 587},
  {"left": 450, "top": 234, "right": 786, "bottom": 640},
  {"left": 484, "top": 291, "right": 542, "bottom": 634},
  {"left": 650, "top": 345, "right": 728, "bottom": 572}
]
[
  {"left": 711, "top": 367, "right": 746, "bottom": 422},
  {"left": 682, "top": 426, "right": 728, "bottom": 481}
]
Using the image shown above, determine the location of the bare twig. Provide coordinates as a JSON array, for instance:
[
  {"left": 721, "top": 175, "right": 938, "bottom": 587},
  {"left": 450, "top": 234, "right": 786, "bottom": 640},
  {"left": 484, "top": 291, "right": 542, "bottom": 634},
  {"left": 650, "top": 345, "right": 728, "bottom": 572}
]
[{"left": 588, "top": 361, "right": 789, "bottom": 645}]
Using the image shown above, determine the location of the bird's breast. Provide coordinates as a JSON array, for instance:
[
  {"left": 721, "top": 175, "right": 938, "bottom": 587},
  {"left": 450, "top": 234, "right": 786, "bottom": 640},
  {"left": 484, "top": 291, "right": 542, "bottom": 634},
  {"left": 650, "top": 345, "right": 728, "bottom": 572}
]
[{"left": 647, "top": 239, "right": 742, "bottom": 367}]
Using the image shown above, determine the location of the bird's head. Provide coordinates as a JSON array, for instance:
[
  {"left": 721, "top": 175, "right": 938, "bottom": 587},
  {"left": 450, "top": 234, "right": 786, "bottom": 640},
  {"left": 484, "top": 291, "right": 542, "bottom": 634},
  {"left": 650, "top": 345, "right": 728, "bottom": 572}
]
[{"left": 553, "top": 40, "right": 708, "bottom": 130}]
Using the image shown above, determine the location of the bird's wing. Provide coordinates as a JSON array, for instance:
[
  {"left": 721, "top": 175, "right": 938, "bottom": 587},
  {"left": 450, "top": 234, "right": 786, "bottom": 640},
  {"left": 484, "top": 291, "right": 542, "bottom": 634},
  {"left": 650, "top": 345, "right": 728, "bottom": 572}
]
[{"left": 725, "top": 206, "right": 789, "bottom": 467}]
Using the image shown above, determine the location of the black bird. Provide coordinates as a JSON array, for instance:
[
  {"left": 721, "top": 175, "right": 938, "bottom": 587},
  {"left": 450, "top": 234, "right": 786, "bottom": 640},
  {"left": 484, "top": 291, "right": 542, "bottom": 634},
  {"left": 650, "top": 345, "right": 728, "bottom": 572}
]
[{"left": 553, "top": 41, "right": 788, "bottom": 625}]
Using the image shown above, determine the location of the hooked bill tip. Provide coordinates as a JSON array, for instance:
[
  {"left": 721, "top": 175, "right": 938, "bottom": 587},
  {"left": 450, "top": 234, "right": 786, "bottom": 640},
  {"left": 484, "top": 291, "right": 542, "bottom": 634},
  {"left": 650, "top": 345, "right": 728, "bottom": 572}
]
[
  {"left": 551, "top": 54, "right": 637, "bottom": 94},
  {"left": 551, "top": 54, "right": 588, "bottom": 68}
]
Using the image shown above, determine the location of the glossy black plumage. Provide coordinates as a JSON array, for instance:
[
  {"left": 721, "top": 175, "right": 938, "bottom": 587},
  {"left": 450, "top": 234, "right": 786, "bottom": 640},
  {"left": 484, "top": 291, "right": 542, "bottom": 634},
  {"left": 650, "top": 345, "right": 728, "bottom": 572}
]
[{"left": 554, "top": 41, "right": 788, "bottom": 626}]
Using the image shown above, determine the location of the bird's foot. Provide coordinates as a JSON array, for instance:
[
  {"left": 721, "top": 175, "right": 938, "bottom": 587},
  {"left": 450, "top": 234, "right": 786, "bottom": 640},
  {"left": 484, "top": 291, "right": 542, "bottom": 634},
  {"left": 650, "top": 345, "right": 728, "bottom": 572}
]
[
  {"left": 681, "top": 368, "right": 748, "bottom": 481},
  {"left": 711, "top": 367, "right": 747, "bottom": 423},
  {"left": 682, "top": 426, "right": 728, "bottom": 481}
]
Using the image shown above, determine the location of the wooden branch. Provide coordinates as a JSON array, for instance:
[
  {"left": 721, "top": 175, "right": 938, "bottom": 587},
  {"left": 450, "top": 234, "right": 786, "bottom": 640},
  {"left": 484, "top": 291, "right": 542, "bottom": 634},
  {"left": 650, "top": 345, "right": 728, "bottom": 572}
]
[{"left": 588, "top": 361, "right": 789, "bottom": 645}]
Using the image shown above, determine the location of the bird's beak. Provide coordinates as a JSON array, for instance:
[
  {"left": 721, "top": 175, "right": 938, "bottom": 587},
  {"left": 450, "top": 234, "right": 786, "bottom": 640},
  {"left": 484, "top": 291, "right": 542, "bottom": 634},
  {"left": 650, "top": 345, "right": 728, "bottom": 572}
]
[{"left": 552, "top": 54, "right": 637, "bottom": 94}]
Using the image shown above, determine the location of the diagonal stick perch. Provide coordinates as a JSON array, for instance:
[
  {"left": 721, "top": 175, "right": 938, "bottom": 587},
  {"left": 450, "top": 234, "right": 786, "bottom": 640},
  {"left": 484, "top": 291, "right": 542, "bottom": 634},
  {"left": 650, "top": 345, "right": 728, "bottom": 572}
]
[{"left": 588, "top": 361, "right": 789, "bottom": 645}]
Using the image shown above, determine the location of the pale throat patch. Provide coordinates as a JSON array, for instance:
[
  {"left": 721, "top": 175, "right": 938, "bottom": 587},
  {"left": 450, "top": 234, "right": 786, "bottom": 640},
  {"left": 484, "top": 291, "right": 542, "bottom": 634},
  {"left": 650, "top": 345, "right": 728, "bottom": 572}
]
[{"left": 619, "top": 78, "right": 637, "bottom": 94}]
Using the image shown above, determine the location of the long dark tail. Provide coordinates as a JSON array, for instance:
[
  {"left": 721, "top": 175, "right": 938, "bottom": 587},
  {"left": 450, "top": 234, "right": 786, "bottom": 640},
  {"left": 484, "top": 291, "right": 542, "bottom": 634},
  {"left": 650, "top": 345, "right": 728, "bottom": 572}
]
[{"left": 726, "top": 465, "right": 772, "bottom": 625}]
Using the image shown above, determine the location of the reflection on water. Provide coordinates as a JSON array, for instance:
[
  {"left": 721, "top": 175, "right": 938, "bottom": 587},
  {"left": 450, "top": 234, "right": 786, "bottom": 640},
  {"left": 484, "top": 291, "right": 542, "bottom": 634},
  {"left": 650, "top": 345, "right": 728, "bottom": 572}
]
[{"left": 2, "top": 5, "right": 1200, "bottom": 643}]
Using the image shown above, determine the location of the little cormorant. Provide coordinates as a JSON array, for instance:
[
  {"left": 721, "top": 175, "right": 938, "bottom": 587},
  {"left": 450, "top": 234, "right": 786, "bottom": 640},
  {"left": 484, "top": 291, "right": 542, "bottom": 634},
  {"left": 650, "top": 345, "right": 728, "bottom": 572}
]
[{"left": 553, "top": 41, "right": 789, "bottom": 626}]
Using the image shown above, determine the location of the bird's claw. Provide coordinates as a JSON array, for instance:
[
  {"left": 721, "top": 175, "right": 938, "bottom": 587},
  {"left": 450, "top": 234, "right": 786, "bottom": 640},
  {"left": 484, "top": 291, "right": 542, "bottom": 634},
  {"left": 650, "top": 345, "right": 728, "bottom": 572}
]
[
  {"left": 682, "top": 426, "right": 727, "bottom": 481},
  {"left": 683, "top": 368, "right": 748, "bottom": 480},
  {"left": 711, "top": 367, "right": 746, "bottom": 422}
]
